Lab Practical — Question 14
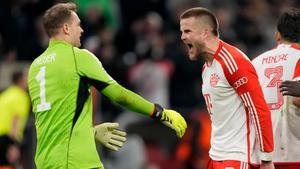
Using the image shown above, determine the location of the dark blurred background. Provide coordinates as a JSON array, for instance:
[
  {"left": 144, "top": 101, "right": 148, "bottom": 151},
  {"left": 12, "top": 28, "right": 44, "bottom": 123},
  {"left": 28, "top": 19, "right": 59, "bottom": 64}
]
[{"left": 0, "top": 0, "right": 299, "bottom": 169}]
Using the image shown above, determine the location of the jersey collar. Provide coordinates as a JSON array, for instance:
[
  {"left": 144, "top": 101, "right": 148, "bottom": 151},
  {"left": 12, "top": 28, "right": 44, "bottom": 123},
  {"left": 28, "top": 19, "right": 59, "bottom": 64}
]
[
  {"left": 291, "top": 43, "right": 300, "bottom": 50},
  {"left": 49, "top": 39, "right": 72, "bottom": 47},
  {"left": 213, "top": 40, "right": 223, "bottom": 59},
  {"left": 205, "top": 40, "right": 223, "bottom": 67},
  {"left": 276, "top": 43, "right": 300, "bottom": 50}
]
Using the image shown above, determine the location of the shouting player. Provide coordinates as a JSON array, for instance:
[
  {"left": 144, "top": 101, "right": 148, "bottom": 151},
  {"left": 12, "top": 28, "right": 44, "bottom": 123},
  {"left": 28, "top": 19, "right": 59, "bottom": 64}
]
[{"left": 180, "top": 7, "right": 274, "bottom": 169}]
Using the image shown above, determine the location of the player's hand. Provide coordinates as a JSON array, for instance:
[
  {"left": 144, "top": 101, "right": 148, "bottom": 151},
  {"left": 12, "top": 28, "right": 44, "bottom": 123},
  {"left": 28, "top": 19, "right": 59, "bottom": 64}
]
[
  {"left": 94, "top": 122, "right": 127, "bottom": 151},
  {"left": 280, "top": 80, "right": 300, "bottom": 97},
  {"left": 259, "top": 161, "right": 274, "bottom": 169},
  {"left": 160, "top": 109, "right": 187, "bottom": 138}
]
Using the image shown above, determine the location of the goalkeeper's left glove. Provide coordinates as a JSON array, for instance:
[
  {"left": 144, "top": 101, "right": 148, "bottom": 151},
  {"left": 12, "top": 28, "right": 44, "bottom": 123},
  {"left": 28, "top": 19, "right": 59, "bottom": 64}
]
[
  {"left": 94, "top": 122, "right": 127, "bottom": 151},
  {"left": 151, "top": 104, "right": 187, "bottom": 138}
]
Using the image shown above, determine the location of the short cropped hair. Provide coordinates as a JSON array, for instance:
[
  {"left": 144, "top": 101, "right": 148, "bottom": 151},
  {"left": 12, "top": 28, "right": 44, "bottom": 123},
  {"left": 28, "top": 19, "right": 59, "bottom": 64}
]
[
  {"left": 43, "top": 3, "right": 77, "bottom": 37},
  {"left": 277, "top": 8, "right": 300, "bottom": 43},
  {"left": 180, "top": 7, "right": 219, "bottom": 37}
]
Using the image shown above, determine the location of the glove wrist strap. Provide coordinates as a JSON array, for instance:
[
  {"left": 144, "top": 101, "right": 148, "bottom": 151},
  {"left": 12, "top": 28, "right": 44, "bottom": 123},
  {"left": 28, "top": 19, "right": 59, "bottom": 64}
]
[{"left": 151, "top": 104, "right": 164, "bottom": 120}]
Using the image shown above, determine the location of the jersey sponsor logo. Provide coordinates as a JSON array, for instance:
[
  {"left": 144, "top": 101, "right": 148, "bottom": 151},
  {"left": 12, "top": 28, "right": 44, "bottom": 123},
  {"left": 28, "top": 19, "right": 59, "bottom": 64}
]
[
  {"left": 233, "top": 77, "right": 248, "bottom": 89},
  {"left": 210, "top": 73, "right": 220, "bottom": 87}
]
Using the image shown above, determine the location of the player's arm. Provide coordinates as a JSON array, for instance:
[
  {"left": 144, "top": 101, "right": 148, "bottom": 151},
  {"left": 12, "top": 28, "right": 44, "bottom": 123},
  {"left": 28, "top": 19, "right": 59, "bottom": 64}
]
[
  {"left": 9, "top": 93, "right": 30, "bottom": 142},
  {"left": 10, "top": 115, "right": 20, "bottom": 141},
  {"left": 280, "top": 80, "right": 300, "bottom": 97},
  {"left": 235, "top": 61, "right": 273, "bottom": 161},
  {"left": 100, "top": 83, "right": 186, "bottom": 137},
  {"left": 280, "top": 59, "right": 300, "bottom": 107},
  {"left": 292, "top": 59, "right": 300, "bottom": 107},
  {"left": 220, "top": 54, "right": 274, "bottom": 161},
  {"left": 74, "top": 49, "right": 187, "bottom": 138},
  {"left": 90, "top": 78, "right": 187, "bottom": 138},
  {"left": 280, "top": 80, "right": 300, "bottom": 108}
]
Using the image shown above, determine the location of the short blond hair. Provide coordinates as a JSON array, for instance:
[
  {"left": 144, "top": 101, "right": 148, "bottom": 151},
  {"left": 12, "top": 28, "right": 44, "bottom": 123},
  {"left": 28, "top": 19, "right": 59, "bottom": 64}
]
[{"left": 180, "top": 7, "right": 219, "bottom": 37}]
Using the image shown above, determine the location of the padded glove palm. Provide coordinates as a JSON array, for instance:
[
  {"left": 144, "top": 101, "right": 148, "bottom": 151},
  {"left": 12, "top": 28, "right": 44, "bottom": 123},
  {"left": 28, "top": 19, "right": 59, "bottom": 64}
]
[
  {"left": 161, "top": 109, "right": 187, "bottom": 138},
  {"left": 94, "top": 122, "right": 127, "bottom": 151}
]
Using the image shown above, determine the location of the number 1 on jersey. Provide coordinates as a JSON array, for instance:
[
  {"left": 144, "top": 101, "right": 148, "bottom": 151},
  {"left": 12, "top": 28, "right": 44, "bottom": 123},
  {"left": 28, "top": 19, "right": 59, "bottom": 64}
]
[{"left": 36, "top": 66, "right": 51, "bottom": 112}]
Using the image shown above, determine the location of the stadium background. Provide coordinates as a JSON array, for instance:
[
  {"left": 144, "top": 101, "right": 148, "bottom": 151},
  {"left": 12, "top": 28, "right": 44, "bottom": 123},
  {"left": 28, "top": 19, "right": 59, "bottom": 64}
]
[{"left": 0, "top": 0, "right": 299, "bottom": 168}]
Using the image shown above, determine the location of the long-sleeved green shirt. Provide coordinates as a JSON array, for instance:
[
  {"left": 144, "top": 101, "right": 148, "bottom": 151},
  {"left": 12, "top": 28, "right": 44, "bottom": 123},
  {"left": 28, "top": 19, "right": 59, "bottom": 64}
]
[{"left": 28, "top": 40, "right": 154, "bottom": 169}]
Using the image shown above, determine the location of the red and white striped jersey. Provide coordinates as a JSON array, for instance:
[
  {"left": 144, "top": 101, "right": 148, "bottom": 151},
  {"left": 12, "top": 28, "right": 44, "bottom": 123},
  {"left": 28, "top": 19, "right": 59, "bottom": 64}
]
[
  {"left": 202, "top": 41, "right": 274, "bottom": 164},
  {"left": 252, "top": 43, "right": 300, "bottom": 163}
]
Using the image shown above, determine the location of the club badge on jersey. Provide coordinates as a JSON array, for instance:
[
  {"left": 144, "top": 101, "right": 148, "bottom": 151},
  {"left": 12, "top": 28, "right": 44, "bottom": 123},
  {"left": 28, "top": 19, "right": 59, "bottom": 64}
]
[{"left": 210, "top": 73, "right": 220, "bottom": 87}]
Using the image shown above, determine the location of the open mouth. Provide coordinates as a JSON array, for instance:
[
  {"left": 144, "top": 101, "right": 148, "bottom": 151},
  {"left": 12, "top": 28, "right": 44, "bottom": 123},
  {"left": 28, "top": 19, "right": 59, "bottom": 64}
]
[{"left": 186, "top": 43, "right": 193, "bottom": 50}]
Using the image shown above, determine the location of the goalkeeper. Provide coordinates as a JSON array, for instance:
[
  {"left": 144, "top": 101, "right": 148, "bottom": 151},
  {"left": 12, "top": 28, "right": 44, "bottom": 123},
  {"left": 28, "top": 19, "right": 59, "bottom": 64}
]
[{"left": 27, "top": 2, "right": 187, "bottom": 169}]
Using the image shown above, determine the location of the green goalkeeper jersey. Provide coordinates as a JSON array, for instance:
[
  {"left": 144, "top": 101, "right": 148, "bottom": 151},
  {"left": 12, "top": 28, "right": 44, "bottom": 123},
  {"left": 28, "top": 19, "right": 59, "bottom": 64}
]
[{"left": 28, "top": 39, "right": 156, "bottom": 169}]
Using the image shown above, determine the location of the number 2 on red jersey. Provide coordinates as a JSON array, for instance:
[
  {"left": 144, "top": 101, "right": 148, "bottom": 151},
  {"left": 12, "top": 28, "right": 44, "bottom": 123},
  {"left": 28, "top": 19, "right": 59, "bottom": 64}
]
[{"left": 264, "top": 66, "right": 283, "bottom": 110}]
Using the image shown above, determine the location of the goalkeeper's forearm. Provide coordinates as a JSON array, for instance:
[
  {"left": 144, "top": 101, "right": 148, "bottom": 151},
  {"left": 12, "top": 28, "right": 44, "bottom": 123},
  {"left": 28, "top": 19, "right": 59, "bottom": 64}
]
[
  {"left": 101, "top": 83, "right": 155, "bottom": 116},
  {"left": 102, "top": 83, "right": 187, "bottom": 138}
]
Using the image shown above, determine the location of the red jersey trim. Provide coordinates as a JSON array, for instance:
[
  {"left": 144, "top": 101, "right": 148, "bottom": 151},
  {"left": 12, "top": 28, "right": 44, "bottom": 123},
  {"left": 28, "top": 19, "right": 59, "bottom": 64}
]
[
  {"left": 213, "top": 40, "right": 224, "bottom": 58},
  {"left": 293, "top": 59, "right": 300, "bottom": 79},
  {"left": 291, "top": 43, "right": 300, "bottom": 50},
  {"left": 203, "top": 40, "right": 223, "bottom": 72},
  {"left": 274, "top": 162, "right": 300, "bottom": 165},
  {"left": 218, "top": 47, "right": 239, "bottom": 74},
  {"left": 241, "top": 92, "right": 264, "bottom": 151},
  {"left": 246, "top": 108, "right": 251, "bottom": 163},
  {"left": 202, "top": 64, "right": 207, "bottom": 73}
]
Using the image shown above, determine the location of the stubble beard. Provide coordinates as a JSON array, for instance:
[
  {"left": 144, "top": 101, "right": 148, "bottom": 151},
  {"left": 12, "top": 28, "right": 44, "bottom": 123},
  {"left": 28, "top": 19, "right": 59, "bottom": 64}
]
[{"left": 193, "top": 42, "right": 206, "bottom": 60}]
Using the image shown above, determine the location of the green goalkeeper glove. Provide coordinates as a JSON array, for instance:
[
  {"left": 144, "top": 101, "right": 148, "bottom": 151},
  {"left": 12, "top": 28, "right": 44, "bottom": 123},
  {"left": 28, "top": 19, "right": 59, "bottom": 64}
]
[
  {"left": 151, "top": 104, "right": 187, "bottom": 138},
  {"left": 94, "top": 122, "right": 127, "bottom": 151}
]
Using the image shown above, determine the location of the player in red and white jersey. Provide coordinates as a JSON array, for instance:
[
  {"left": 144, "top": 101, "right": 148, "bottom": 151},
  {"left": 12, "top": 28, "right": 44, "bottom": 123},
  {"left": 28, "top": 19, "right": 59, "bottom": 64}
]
[
  {"left": 252, "top": 9, "right": 300, "bottom": 169},
  {"left": 180, "top": 7, "right": 274, "bottom": 169}
]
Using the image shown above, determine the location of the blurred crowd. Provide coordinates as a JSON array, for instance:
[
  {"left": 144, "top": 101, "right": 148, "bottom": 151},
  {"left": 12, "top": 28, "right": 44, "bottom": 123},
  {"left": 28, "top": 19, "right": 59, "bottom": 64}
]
[{"left": 0, "top": 0, "right": 300, "bottom": 169}]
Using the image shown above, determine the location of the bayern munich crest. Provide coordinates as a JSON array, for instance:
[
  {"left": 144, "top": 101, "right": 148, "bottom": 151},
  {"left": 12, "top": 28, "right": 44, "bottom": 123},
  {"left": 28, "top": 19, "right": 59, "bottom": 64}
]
[{"left": 210, "top": 73, "right": 220, "bottom": 87}]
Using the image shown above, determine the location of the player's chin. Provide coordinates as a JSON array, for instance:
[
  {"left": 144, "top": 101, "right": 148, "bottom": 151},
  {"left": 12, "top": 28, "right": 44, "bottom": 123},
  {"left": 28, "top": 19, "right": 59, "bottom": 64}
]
[
  {"left": 190, "top": 57, "right": 198, "bottom": 61},
  {"left": 75, "top": 41, "right": 81, "bottom": 47},
  {"left": 188, "top": 53, "right": 197, "bottom": 61}
]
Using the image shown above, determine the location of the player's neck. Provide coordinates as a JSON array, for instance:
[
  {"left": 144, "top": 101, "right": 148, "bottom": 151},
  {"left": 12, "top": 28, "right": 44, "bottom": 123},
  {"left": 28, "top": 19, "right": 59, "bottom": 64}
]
[
  {"left": 204, "top": 38, "right": 220, "bottom": 64},
  {"left": 50, "top": 35, "right": 72, "bottom": 46},
  {"left": 279, "top": 40, "right": 295, "bottom": 45}
]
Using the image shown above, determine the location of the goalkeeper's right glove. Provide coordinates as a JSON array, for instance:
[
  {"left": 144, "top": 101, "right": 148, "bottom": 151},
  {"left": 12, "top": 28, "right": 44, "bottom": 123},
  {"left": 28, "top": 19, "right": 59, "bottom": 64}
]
[
  {"left": 151, "top": 104, "right": 187, "bottom": 138},
  {"left": 94, "top": 122, "right": 127, "bottom": 151}
]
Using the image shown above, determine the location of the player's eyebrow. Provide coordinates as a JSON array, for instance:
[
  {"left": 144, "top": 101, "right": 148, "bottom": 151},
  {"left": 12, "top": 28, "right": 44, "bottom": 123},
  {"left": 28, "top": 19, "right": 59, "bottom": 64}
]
[{"left": 182, "top": 29, "right": 191, "bottom": 33}]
